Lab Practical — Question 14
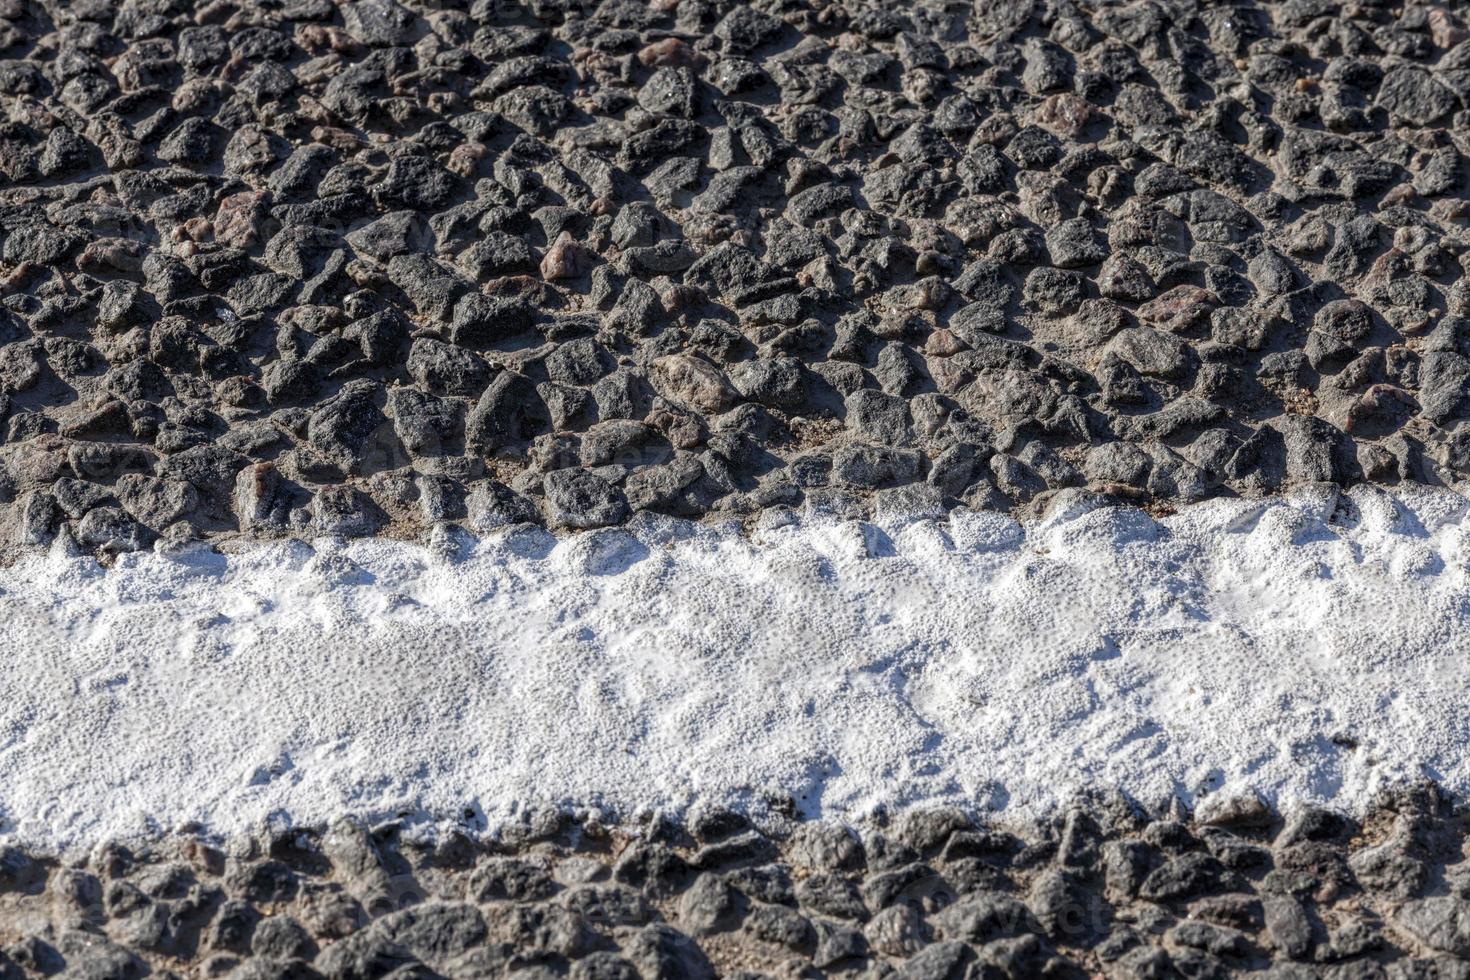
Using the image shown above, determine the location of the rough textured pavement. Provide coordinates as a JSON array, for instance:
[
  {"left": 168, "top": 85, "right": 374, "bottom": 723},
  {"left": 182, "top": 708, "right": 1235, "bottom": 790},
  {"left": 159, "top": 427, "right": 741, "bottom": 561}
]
[
  {"left": 0, "top": 0, "right": 1466, "bottom": 553},
  {"left": 5, "top": 790, "right": 1470, "bottom": 980},
  {"left": 2, "top": 0, "right": 1470, "bottom": 975}
]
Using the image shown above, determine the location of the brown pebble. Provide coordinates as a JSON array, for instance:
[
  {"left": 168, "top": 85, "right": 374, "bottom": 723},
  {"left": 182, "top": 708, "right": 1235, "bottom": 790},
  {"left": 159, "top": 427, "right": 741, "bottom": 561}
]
[
  {"left": 638, "top": 37, "right": 695, "bottom": 68},
  {"left": 541, "top": 233, "right": 592, "bottom": 281}
]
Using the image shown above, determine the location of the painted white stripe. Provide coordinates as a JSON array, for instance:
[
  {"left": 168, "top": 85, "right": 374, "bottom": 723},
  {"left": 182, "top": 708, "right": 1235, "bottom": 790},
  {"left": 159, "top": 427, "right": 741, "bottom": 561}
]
[{"left": 2, "top": 486, "right": 1469, "bottom": 852}]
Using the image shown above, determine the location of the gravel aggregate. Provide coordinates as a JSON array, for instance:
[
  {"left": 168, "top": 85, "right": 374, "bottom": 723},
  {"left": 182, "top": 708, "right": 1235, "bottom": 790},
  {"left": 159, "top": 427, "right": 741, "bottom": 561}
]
[
  {"left": 0, "top": 0, "right": 1465, "bottom": 552},
  {"left": 2, "top": 0, "right": 1470, "bottom": 971},
  {"left": 4, "top": 791, "right": 1470, "bottom": 980}
]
